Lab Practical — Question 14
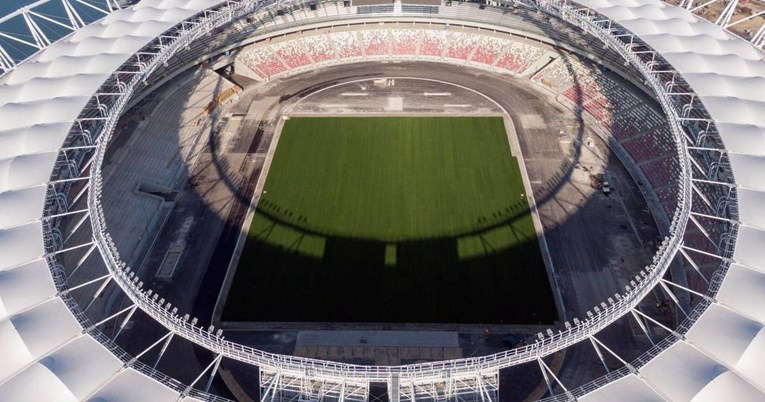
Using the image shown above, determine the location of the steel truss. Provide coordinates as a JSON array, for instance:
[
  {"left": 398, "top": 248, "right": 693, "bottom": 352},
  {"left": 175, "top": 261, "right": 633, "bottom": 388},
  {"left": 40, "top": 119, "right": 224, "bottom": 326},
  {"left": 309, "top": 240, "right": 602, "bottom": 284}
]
[
  {"left": 678, "top": 0, "right": 765, "bottom": 48},
  {"left": 0, "top": 0, "right": 125, "bottom": 75},
  {"left": 260, "top": 369, "right": 370, "bottom": 402},
  {"left": 18, "top": 0, "right": 742, "bottom": 400},
  {"left": 395, "top": 371, "right": 499, "bottom": 402}
]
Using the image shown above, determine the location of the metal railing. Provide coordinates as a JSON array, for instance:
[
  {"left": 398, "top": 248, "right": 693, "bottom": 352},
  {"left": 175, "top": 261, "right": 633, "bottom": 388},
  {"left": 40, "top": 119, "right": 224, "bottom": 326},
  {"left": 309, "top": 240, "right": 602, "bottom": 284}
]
[
  {"left": 76, "top": 0, "right": 702, "bottom": 383},
  {"left": 0, "top": 0, "right": 723, "bottom": 399}
]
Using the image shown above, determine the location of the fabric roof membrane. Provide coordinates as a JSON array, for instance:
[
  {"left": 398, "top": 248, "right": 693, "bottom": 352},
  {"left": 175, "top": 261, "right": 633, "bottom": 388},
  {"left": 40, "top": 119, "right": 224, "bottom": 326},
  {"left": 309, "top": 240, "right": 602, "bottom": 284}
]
[{"left": 0, "top": 0, "right": 763, "bottom": 399}]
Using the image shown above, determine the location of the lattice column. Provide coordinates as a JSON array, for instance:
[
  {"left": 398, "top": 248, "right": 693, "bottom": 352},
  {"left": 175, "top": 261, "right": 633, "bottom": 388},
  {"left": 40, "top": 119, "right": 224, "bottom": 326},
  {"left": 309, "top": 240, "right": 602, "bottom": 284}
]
[
  {"left": 260, "top": 368, "right": 369, "bottom": 402},
  {"left": 397, "top": 370, "right": 499, "bottom": 402}
]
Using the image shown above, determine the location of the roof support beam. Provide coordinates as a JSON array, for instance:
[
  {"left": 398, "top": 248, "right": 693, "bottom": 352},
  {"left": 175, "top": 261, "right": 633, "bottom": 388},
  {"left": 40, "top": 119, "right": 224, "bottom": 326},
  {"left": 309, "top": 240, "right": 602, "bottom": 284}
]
[
  {"left": 153, "top": 332, "right": 175, "bottom": 369},
  {"left": 73, "top": 0, "right": 111, "bottom": 15},
  {"left": 630, "top": 309, "right": 655, "bottom": 345},
  {"left": 679, "top": 246, "right": 711, "bottom": 285},
  {"left": 537, "top": 357, "right": 572, "bottom": 400},
  {"left": 0, "top": 31, "right": 40, "bottom": 50},
  {"left": 113, "top": 304, "right": 138, "bottom": 340},
  {"left": 689, "top": 0, "right": 719, "bottom": 12},
  {"left": 61, "top": 0, "right": 85, "bottom": 29},
  {"left": 658, "top": 280, "right": 690, "bottom": 319},
  {"left": 752, "top": 23, "right": 765, "bottom": 47},
  {"left": 21, "top": 9, "right": 50, "bottom": 48},
  {"left": 661, "top": 278, "right": 713, "bottom": 302},
  {"left": 588, "top": 336, "right": 610, "bottom": 373},
  {"left": 715, "top": 0, "right": 738, "bottom": 27},
  {"left": 63, "top": 211, "right": 91, "bottom": 245},
  {"left": 0, "top": 44, "right": 13, "bottom": 71},
  {"left": 67, "top": 243, "right": 97, "bottom": 280},
  {"left": 632, "top": 308, "right": 681, "bottom": 338},
  {"left": 681, "top": 245, "right": 726, "bottom": 261},
  {"left": 83, "top": 276, "right": 113, "bottom": 312},
  {"left": 28, "top": 9, "right": 77, "bottom": 32},
  {"left": 203, "top": 354, "right": 224, "bottom": 393}
]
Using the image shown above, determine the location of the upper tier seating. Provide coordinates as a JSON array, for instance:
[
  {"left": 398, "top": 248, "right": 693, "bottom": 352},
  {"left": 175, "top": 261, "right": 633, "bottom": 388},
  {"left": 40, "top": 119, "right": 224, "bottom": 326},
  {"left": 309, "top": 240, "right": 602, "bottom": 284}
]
[
  {"left": 495, "top": 42, "right": 546, "bottom": 75},
  {"left": 236, "top": 29, "right": 678, "bottom": 224},
  {"left": 446, "top": 32, "right": 477, "bottom": 60},
  {"left": 361, "top": 30, "right": 390, "bottom": 56},
  {"left": 274, "top": 41, "right": 312, "bottom": 69},
  {"left": 420, "top": 30, "right": 446, "bottom": 57},
  {"left": 302, "top": 34, "right": 335, "bottom": 63},
  {"left": 470, "top": 36, "right": 504, "bottom": 65},
  {"left": 332, "top": 31, "right": 363, "bottom": 59},
  {"left": 391, "top": 30, "right": 420, "bottom": 55},
  {"left": 239, "top": 47, "right": 287, "bottom": 77}
]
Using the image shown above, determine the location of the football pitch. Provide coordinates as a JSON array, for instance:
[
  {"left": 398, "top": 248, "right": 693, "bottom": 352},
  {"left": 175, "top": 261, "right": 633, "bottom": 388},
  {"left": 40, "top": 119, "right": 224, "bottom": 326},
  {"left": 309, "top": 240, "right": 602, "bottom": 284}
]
[{"left": 222, "top": 117, "right": 558, "bottom": 325}]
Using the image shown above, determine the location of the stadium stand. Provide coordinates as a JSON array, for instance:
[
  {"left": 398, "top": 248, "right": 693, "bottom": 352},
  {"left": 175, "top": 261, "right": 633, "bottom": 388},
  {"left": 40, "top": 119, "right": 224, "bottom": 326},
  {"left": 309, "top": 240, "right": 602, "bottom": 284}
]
[
  {"left": 361, "top": 29, "right": 391, "bottom": 56},
  {"left": 235, "top": 29, "right": 680, "bottom": 221},
  {"left": 1, "top": 0, "right": 759, "bottom": 399},
  {"left": 531, "top": 57, "right": 679, "bottom": 217},
  {"left": 332, "top": 31, "right": 363, "bottom": 59},
  {"left": 419, "top": 29, "right": 447, "bottom": 57},
  {"left": 303, "top": 34, "right": 336, "bottom": 63},
  {"left": 102, "top": 69, "right": 237, "bottom": 266},
  {"left": 391, "top": 29, "right": 420, "bottom": 55},
  {"left": 239, "top": 47, "right": 288, "bottom": 77},
  {"left": 495, "top": 42, "right": 547, "bottom": 75},
  {"left": 237, "top": 29, "right": 549, "bottom": 78},
  {"left": 274, "top": 41, "right": 312, "bottom": 69},
  {"left": 469, "top": 36, "right": 504, "bottom": 65},
  {"left": 445, "top": 31, "right": 477, "bottom": 60}
]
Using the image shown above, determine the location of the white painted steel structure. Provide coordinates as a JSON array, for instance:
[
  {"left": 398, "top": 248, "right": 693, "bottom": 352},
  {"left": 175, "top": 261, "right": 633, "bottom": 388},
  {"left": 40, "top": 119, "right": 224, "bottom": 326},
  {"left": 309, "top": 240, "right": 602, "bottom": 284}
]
[{"left": 0, "top": 0, "right": 761, "bottom": 400}]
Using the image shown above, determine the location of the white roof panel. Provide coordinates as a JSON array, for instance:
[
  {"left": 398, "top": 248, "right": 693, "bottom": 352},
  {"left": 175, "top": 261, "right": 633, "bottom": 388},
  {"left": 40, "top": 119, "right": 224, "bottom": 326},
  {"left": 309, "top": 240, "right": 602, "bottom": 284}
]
[
  {"left": 716, "top": 263, "right": 765, "bottom": 322},
  {"left": 691, "top": 371, "right": 765, "bottom": 402},
  {"left": 640, "top": 341, "right": 725, "bottom": 401},
  {"left": 737, "top": 188, "right": 765, "bottom": 230},
  {"left": 732, "top": 225, "right": 765, "bottom": 270},
  {"left": 87, "top": 368, "right": 180, "bottom": 402},
  {"left": 9, "top": 299, "right": 82, "bottom": 358},
  {"left": 0, "top": 0, "right": 763, "bottom": 399},
  {"left": 729, "top": 153, "right": 765, "bottom": 192},
  {"left": 715, "top": 124, "right": 765, "bottom": 158},
  {"left": 0, "top": 153, "right": 58, "bottom": 193},
  {"left": 0, "top": 186, "right": 47, "bottom": 230},
  {"left": 0, "top": 0, "right": 228, "bottom": 398},
  {"left": 0, "top": 317, "right": 35, "bottom": 380},
  {"left": 41, "top": 336, "right": 123, "bottom": 400},
  {"left": 687, "top": 303, "right": 765, "bottom": 389},
  {"left": 0, "top": 260, "right": 57, "bottom": 319},
  {"left": 578, "top": 374, "right": 664, "bottom": 402},
  {"left": 0, "top": 125, "right": 71, "bottom": 161},
  {"left": 0, "top": 363, "right": 78, "bottom": 402},
  {"left": 0, "top": 223, "right": 44, "bottom": 271}
]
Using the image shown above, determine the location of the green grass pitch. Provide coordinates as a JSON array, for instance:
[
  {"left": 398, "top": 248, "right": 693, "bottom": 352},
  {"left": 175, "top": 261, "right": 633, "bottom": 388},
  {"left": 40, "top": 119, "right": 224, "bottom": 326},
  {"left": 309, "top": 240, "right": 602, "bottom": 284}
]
[{"left": 222, "top": 117, "right": 558, "bottom": 325}]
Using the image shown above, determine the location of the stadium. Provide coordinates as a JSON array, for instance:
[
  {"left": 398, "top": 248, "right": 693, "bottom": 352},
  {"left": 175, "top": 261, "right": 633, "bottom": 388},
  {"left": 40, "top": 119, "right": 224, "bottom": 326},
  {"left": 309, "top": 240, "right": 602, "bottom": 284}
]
[{"left": 0, "top": 0, "right": 763, "bottom": 400}]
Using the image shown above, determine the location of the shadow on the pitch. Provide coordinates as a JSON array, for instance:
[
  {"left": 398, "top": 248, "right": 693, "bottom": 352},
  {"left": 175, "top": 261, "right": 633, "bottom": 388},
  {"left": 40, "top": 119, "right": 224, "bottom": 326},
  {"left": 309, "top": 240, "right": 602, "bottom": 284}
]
[{"left": 221, "top": 206, "right": 557, "bottom": 325}]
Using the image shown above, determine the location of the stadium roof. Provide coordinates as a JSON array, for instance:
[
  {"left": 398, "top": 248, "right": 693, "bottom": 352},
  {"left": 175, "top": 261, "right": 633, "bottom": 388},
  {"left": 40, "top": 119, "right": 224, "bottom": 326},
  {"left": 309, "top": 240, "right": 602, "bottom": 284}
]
[
  {"left": 0, "top": 0, "right": 223, "bottom": 400},
  {"left": 574, "top": 0, "right": 765, "bottom": 399},
  {"left": 0, "top": 0, "right": 764, "bottom": 400}
]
